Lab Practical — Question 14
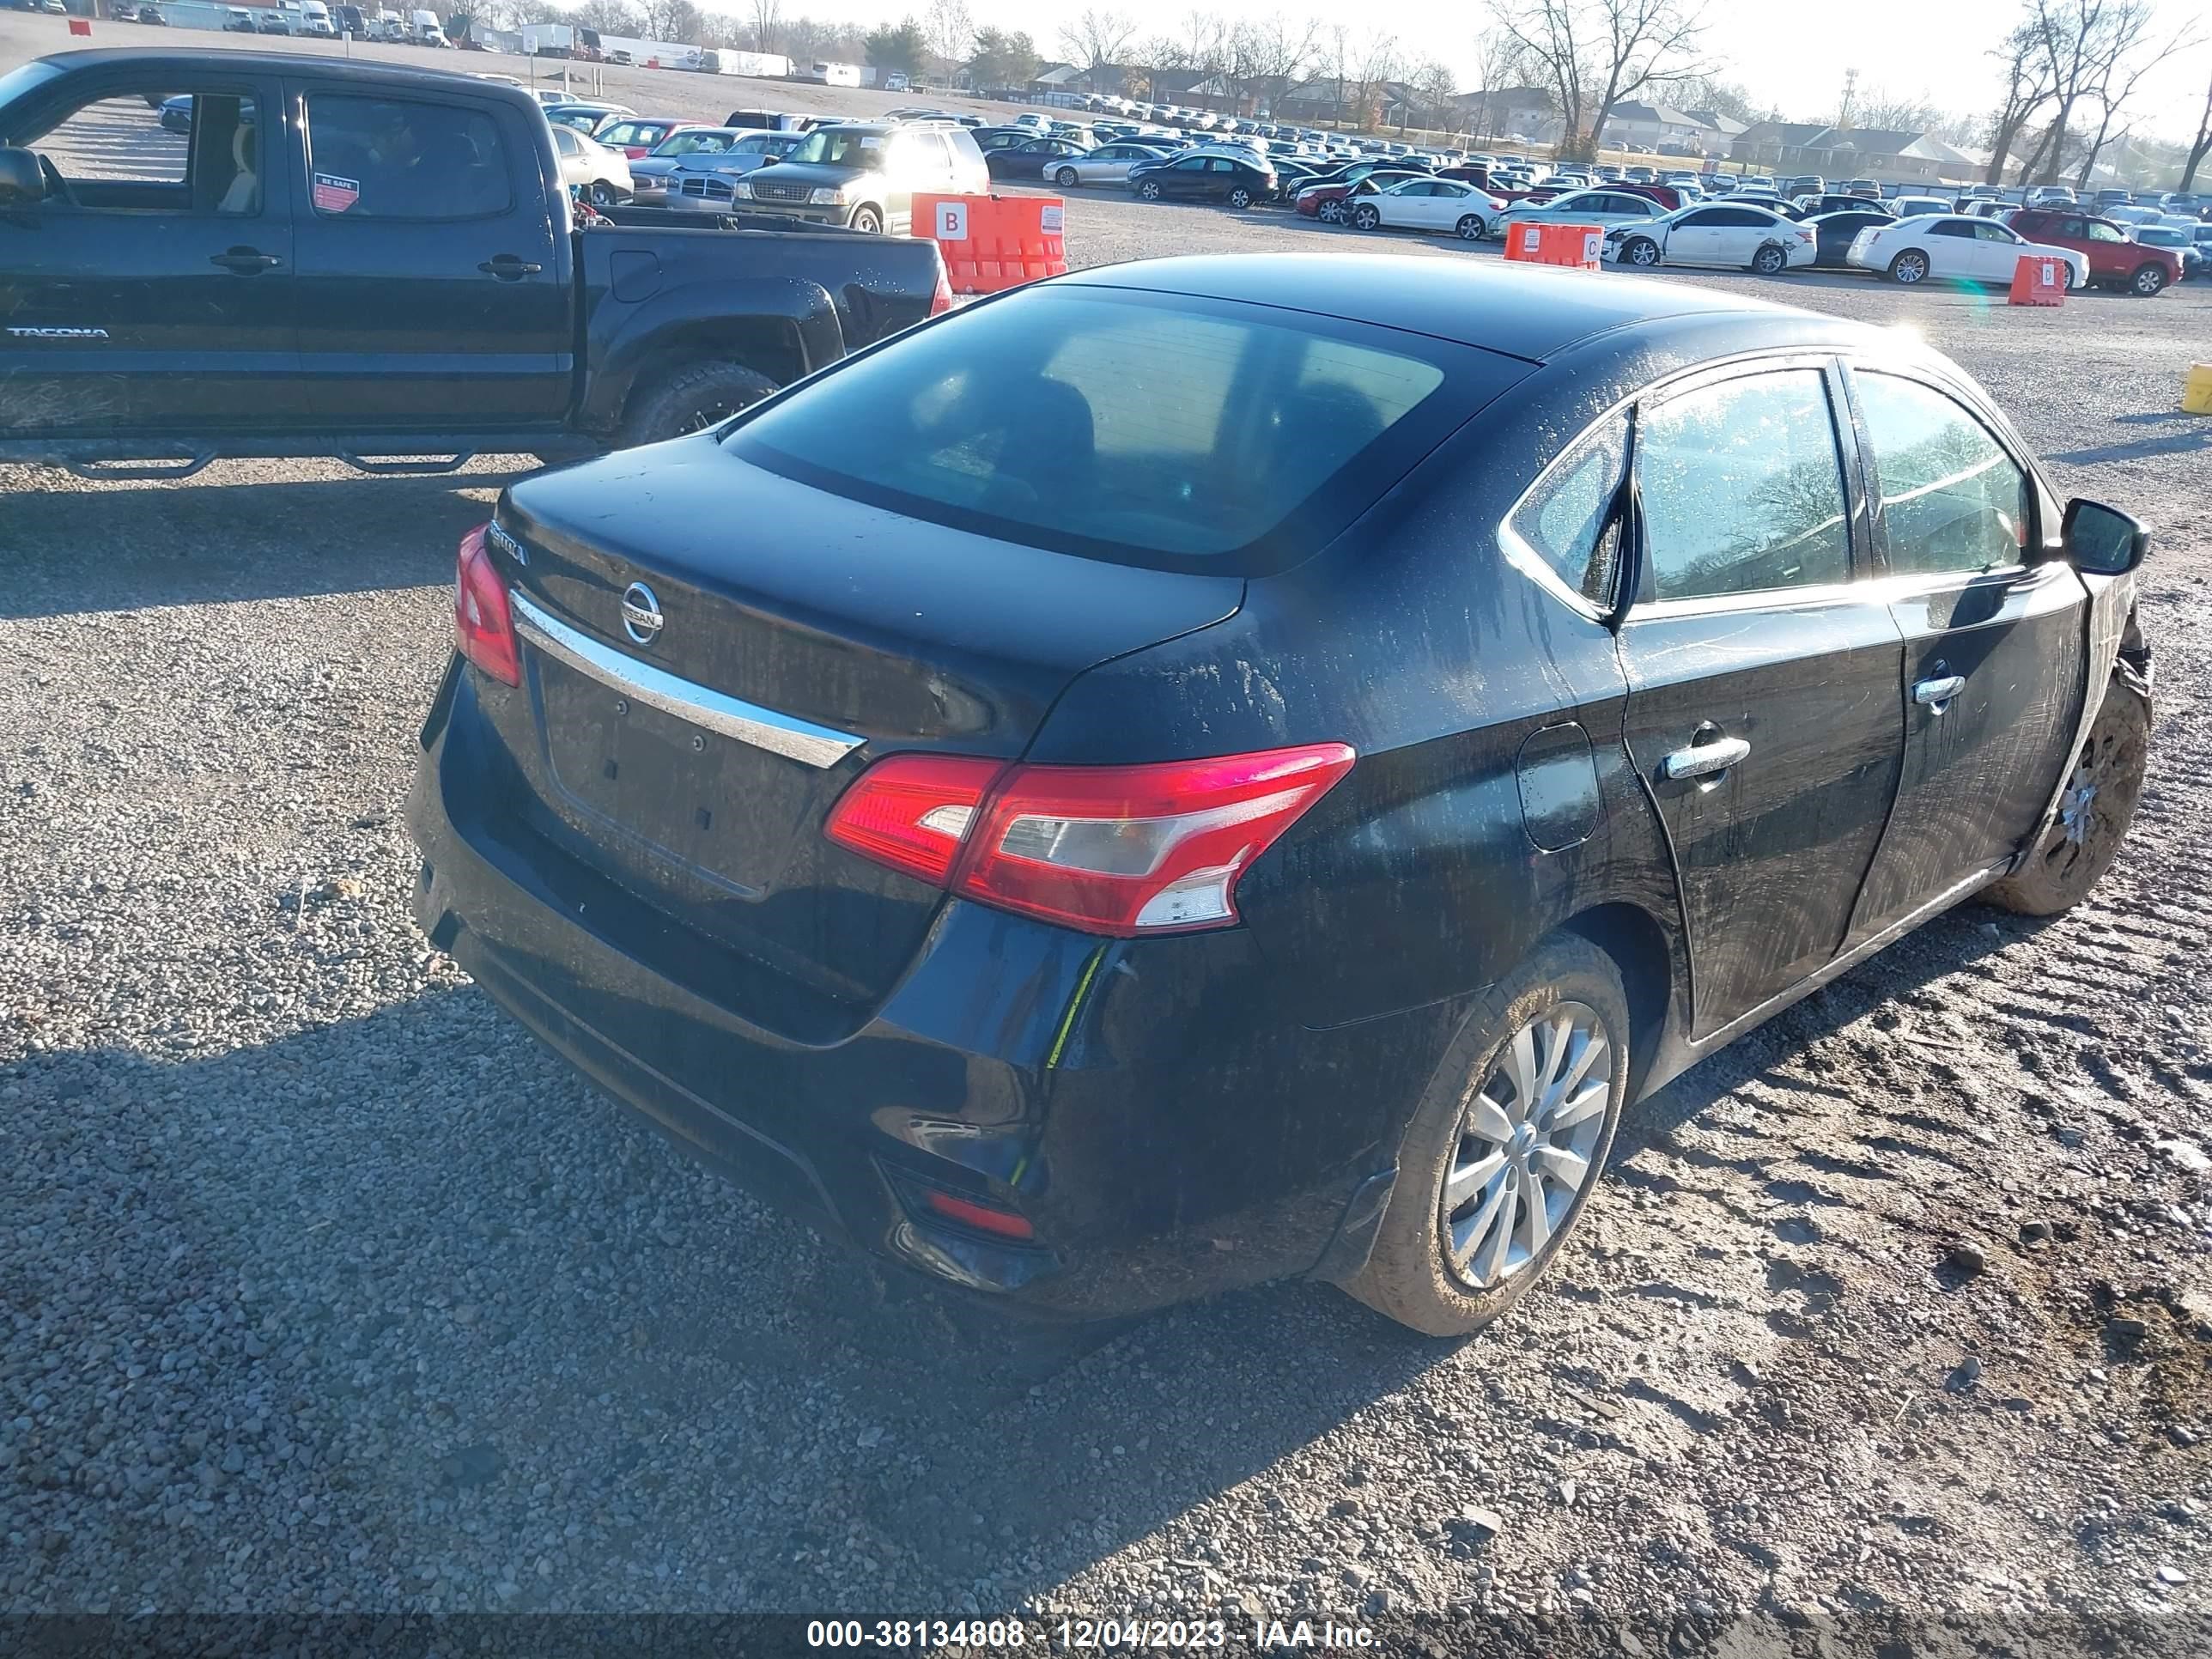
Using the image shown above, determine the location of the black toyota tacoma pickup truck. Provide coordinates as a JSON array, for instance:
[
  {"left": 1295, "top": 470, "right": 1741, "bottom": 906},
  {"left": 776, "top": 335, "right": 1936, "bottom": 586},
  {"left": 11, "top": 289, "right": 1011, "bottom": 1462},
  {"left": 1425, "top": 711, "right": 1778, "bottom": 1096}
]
[{"left": 0, "top": 51, "right": 950, "bottom": 477}]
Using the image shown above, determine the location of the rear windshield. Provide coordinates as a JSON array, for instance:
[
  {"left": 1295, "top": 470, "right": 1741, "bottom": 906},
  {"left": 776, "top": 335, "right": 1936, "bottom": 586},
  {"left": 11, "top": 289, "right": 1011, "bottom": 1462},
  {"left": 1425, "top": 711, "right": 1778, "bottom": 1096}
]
[{"left": 726, "top": 285, "right": 1511, "bottom": 572}]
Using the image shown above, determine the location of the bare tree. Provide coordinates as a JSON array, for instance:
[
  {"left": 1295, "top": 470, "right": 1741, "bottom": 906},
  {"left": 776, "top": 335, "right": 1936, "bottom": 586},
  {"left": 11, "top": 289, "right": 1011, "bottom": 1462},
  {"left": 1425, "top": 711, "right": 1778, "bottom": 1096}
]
[
  {"left": 1347, "top": 29, "right": 1398, "bottom": 130},
  {"left": 1410, "top": 59, "right": 1459, "bottom": 132},
  {"left": 1984, "top": 14, "right": 2059, "bottom": 183},
  {"left": 1230, "top": 15, "right": 1320, "bottom": 93},
  {"left": 1489, "top": 0, "right": 1710, "bottom": 161},
  {"left": 746, "top": 0, "right": 781, "bottom": 53},
  {"left": 2184, "top": 65, "right": 2212, "bottom": 191},
  {"left": 1060, "top": 9, "right": 1136, "bottom": 75},
  {"left": 574, "top": 0, "right": 643, "bottom": 33},
  {"left": 2071, "top": 21, "right": 2197, "bottom": 189},
  {"left": 1181, "top": 9, "right": 1228, "bottom": 73},
  {"left": 639, "top": 0, "right": 702, "bottom": 41},
  {"left": 924, "top": 0, "right": 971, "bottom": 73},
  {"left": 2018, "top": 0, "right": 2153, "bottom": 185}
]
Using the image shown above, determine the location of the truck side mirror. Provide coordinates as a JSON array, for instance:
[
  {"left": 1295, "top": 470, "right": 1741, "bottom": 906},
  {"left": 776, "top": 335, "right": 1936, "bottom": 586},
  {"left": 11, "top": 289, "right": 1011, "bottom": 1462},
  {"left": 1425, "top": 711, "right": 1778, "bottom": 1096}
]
[
  {"left": 2063, "top": 498, "right": 2148, "bottom": 576},
  {"left": 0, "top": 148, "right": 45, "bottom": 211}
]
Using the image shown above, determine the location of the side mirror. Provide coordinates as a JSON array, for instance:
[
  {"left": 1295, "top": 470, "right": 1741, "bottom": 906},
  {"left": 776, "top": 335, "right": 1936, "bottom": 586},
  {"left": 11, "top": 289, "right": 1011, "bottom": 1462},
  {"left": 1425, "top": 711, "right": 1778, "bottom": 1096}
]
[
  {"left": 2063, "top": 497, "right": 2148, "bottom": 576},
  {"left": 0, "top": 148, "right": 45, "bottom": 210}
]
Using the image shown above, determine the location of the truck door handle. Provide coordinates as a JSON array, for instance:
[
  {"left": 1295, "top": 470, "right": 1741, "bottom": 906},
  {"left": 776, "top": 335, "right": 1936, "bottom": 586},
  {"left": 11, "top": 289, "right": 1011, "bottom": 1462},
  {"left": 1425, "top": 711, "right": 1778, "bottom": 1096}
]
[
  {"left": 210, "top": 248, "right": 282, "bottom": 273},
  {"left": 1913, "top": 673, "right": 1966, "bottom": 710},
  {"left": 478, "top": 255, "right": 544, "bottom": 279},
  {"left": 1662, "top": 735, "right": 1751, "bottom": 781}
]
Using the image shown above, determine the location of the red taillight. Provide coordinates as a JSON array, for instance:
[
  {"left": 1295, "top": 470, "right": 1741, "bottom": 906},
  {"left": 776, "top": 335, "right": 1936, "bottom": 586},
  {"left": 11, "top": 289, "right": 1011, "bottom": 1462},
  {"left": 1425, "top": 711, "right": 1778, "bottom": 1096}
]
[
  {"left": 927, "top": 253, "right": 955, "bottom": 317},
  {"left": 921, "top": 1188, "right": 1035, "bottom": 1240},
  {"left": 823, "top": 752, "right": 1002, "bottom": 884},
  {"left": 453, "top": 523, "right": 520, "bottom": 687},
  {"left": 824, "top": 743, "right": 1356, "bottom": 937}
]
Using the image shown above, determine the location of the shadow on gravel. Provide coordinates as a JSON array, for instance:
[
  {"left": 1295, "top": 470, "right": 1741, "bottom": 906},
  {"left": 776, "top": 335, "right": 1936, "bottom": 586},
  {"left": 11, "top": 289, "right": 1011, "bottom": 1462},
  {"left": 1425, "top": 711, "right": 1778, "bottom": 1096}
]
[
  {"left": 0, "top": 468, "right": 535, "bottom": 618},
  {"left": 5, "top": 895, "right": 2059, "bottom": 1611}
]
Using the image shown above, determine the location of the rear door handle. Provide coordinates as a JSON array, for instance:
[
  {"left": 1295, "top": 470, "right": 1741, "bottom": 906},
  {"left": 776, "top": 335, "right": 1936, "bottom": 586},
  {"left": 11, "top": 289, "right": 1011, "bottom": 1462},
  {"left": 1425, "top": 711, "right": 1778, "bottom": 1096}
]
[
  {"left": 1913, "top": 674, "right": 1966, "bottom": 709},
  {"left": 210, "top": 249, "right": 282, "bottom": 273},
  {"left": 1662, "top": 736, "right": 1751, "bottom": 781},
  {"left": 478, "top": 256, "right": 544, "bottom": 279}
]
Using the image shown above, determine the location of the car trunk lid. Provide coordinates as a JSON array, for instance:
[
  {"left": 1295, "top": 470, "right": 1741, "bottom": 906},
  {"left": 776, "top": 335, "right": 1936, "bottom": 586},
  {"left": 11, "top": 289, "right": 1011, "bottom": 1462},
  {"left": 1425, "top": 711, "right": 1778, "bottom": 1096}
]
[{"left": 483, "top": 436, "right": 1243, "bottom": 1012}]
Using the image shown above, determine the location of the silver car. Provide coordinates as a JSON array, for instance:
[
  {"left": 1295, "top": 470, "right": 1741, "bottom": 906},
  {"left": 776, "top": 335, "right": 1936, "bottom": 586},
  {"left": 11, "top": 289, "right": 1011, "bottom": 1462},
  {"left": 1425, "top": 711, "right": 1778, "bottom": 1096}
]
[
  {"left": 550, "top": 125, "right": 633, "bottom": 207},
  {"left": 1042, "top": 140, "right": 1173, "bottom": 188},
  {"left": 1492, "top": 187, "right": 1663, "bottom": 240}
]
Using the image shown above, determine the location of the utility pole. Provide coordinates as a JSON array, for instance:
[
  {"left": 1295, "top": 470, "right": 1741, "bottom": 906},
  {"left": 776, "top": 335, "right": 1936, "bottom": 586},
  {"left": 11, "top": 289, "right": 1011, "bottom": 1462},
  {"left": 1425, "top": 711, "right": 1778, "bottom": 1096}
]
[{"left": 1838, "top": 66, "right": 1857, "bottom": 129}]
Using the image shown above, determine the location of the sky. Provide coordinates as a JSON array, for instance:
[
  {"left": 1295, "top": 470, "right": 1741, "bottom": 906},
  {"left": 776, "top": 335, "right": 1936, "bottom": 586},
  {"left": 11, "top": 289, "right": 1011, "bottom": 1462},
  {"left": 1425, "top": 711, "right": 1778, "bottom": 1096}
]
[{"left": 948, "top": 0, "right": 2210, "bottom": 147}]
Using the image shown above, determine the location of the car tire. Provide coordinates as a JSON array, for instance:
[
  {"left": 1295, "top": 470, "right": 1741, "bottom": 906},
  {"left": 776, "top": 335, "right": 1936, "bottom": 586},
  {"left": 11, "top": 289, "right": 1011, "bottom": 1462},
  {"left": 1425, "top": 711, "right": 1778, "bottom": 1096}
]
[
  {"left": 1138, "top": 179, "right": 1160, "bottom": 200},
  {"left": 1622, "top": 236, "right": 1660, "bottom": 267},
  {"left": 848, "top": 204, "right": 884, "bottom": 234},
  {"left": 1888, "top": 248, "right": 1929, "bottom": 283},
  {"left": 1318, "top": 198, "right": 1346, "bottom": 223},
  {"left": 1352, "top": 204, "right": 1380, "bottom": 230},
  {"left": 618, "top": 360, "right": 779, "bottom": 447},
  {"left": 587, "top": 182, "right": 619, "bottom": 207},
  {"left": 2128, "top": 263, "right": 2166, "bottom": 296},
  {"left": 1982, "top": 665, "right": 2150, "bottom": 916},
  {"left": 1751, "top": 242, "right": 1788, "bottom": 275},
  {"left": 1054, "top": 167, "right": 1079, "bottom": 188},
  {"left": 1455, "top": 214, "right": 1482, "bottom": 240},
  {"left": 1228, "top": 186, "right": 1253, "bottom": 209},
  {"left": 1339, "top": 934, "right": 1630, "bottom": 1339}
]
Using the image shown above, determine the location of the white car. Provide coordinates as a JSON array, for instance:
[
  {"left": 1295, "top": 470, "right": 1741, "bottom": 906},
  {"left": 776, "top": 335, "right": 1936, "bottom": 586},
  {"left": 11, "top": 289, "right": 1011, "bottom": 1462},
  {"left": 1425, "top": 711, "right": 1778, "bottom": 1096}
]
[
  {"left": 1492, "top": 187, "right": 1663, "bottom": 241},
  {"left": 1046, "top": 141, "right": 1173, "bottom": 187},
  {"left": 1845, "top": 215, "right": 2089, "bottom": 289},
  {"left": 1607, "top": 202, "right": 1818, "bottom": 274},
  {"left": 1888, "top": 195, "right": 1951, "bottom": 218},
  {"left": 1349, "top": 176, "right": 1505, "bottom": 241}
]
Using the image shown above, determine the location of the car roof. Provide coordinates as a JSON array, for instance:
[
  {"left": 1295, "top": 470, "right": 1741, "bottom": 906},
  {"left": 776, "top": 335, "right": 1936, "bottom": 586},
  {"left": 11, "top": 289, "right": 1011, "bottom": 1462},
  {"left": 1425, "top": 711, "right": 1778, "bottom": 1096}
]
[
  {"left": 1066, "top": 254, "right": 1840, "bottom": 364},
  {"left": 34, "top": 47, "right": 537, "bottom": 108}
]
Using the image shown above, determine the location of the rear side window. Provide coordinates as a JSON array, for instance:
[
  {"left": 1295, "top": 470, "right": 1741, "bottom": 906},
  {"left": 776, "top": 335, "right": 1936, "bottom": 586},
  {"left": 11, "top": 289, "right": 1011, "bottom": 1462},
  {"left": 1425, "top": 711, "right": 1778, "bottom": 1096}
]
[
  {"left": 1504, "top": 417, "right": 1627, "bottom": 607},
  {"left": 729, "top": 285, "right": 1509, "bottom": 573},
  {"left": 304, "top": 94, "right": 510, "bottom": 219},
  {"left": 1854, "top": 372, "right": 2028, "bottom": 576},
  {"left": 1636, "top": 370, "right": 1851, "bottom": 601}
]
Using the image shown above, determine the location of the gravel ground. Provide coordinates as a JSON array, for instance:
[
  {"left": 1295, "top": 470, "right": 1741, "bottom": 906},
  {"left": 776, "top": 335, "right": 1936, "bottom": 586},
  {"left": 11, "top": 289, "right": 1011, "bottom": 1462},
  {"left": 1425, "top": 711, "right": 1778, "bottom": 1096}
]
[{"left": 3, "top": 19, "right": 2211, "bottom": 1651}]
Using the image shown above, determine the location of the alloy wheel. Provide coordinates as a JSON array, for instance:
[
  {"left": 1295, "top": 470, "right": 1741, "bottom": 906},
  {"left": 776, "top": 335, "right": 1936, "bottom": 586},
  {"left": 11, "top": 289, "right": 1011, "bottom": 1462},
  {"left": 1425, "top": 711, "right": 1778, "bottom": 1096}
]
[
  {"left": 588, "top": 182, "right": 616, "bottom": 206},
  {"left": 1627, "top": 239, "right": 1659, "bottom": 266},
  {"left": 1056, "top": 167, "right": 1078, "bottom": 187},
  {"left": 1229, "top": 187, "right": 1251, "bottom": 208},
  {"left": 2132, "top": 264, "right": 2166, "bottom": 295},
  {"left": 1457, "top": 216, "right": 1481, "bottom": 240},
  {"left": 1319, "top": 200, "right": 1345, "bottom": 223},
  {"left": 1753, "top": 245, "right": 1785, "bottom": 274},
  {"left": 1354, "top": 206, "right": 1379, "bottom": 229},
  {"left": 1440, "top": 1002, "right": 1614, "bottom": 1290},
  {"left": 1892, "top": 251, "right": 1928, "bottom": 283}
]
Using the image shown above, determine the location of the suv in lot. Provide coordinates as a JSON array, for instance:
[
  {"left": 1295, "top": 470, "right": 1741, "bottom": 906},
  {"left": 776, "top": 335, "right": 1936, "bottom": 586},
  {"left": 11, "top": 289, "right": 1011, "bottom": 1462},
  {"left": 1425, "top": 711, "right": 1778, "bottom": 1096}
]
[
  {"left": 2006, "top": 207, "right": 2182, "bottom": 295},
  {"left": 727, "top": 121, "right": 988, "bottom": 234}
]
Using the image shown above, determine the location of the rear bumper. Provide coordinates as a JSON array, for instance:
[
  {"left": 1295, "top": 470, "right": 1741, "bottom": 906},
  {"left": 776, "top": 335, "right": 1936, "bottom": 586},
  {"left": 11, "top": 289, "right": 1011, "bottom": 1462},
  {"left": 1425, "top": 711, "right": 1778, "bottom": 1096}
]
[{"left": 409, "top": 663, "right": 1446, "bottom": 1319}]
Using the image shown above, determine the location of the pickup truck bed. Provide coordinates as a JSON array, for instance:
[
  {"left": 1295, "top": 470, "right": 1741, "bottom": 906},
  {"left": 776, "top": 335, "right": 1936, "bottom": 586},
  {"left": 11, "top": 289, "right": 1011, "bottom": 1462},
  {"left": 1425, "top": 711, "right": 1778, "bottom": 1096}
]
[{"left": 0, "top": 49, "right": 950, "bottom": 477}]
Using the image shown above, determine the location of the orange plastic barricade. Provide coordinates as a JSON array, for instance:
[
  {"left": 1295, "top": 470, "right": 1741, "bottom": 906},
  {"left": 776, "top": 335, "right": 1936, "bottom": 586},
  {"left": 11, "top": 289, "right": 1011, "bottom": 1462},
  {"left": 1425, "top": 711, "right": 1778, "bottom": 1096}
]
[
  {"left": 2008, "top": 254, "right": 2066, "bottom": 307},
  {"left": 66, "top": 16, "right": 89, "bottom": 33},
  {"left": 912, "top": 194, "right": 1069, "bottom": 295},
  {"left": 1503, "top": 221, "right": 1602, "bottom": 270}
]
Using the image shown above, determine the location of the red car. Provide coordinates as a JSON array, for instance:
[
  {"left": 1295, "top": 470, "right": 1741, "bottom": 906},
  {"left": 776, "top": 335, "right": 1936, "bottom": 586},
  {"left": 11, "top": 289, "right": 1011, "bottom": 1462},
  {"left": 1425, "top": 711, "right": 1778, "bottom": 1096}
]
[
  {"left": 1616, "top": 183, "right": 1688, "bottom": 211},
  {"left": 1295, "top": 169, "right": 1424, "bottom": 223},
  {"left": 2005, "top": 207, "right": 2181, "bottom": 296},
  {"left": 593, "top": 117, "right": 692, "bottom": 161}
]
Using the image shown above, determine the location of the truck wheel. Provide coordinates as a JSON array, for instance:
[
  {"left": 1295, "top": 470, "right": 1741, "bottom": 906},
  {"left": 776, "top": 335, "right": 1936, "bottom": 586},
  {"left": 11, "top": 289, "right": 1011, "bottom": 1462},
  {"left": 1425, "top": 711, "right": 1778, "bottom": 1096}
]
[
  {"left": 1983, "top": 665, "right": 2150, "bottom": 916},
  {"left": 620, "top": 362, "right": 779, "bottom": 447},
  {"left": 1340, "top": 934, "right": 1629, "bottom": 1338},
  {"left": 848, "top": 204, "right": 884, "bottom": 234}
]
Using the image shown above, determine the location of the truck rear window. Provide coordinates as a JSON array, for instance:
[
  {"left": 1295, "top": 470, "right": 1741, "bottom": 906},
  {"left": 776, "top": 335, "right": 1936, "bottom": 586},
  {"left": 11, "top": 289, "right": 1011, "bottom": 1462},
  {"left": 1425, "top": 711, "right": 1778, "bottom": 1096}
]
[{"left": 727, "top": 284, "right": 1512, "bottom": 573}]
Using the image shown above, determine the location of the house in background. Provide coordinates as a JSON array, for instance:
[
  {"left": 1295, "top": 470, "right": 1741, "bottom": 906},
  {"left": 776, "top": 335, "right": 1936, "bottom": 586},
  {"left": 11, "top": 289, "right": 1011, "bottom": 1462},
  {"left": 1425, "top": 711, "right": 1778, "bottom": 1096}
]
[
  {"left": 1688, "top": 109, "right": 1748, "bottom": 155},
  {"left": 1452, "top": 85, "right": 1562, "bottom": 146},
  {"left": 1599, "top": 100, "right": 1705, "bottom": 154}
]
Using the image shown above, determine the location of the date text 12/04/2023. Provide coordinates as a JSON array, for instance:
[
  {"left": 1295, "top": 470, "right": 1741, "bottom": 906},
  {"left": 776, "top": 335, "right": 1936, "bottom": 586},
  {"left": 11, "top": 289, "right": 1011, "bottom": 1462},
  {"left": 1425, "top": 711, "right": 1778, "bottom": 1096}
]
[{"left": 803, "top": 1618, "right": 1379, "bottom": 1650}]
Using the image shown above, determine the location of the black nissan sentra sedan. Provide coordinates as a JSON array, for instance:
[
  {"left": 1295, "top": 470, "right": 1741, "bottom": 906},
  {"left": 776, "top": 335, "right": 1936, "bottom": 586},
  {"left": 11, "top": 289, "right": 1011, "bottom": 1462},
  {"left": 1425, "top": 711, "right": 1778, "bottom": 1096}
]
[{"left": 411, "top": 255, "right": 2152, "bottom": 1335}]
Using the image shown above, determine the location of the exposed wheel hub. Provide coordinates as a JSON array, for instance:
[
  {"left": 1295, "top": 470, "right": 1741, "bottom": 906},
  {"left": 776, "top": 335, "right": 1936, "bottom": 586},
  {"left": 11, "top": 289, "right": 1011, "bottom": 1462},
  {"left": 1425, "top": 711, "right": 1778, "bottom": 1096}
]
[{"left": 2059, "top": 764, "right": 2099, "bottom": 846}]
